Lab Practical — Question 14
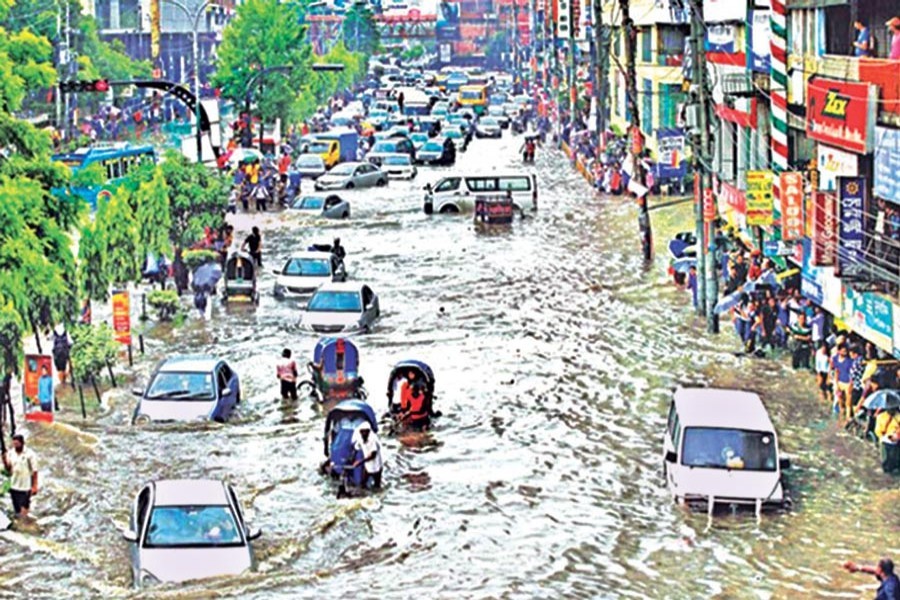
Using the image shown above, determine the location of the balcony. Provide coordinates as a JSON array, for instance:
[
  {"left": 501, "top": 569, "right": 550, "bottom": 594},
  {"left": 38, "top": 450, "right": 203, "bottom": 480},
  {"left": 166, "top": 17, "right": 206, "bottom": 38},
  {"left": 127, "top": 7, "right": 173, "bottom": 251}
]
[{"left": 814, "top": 55, "right": 900, "bottom": 125}]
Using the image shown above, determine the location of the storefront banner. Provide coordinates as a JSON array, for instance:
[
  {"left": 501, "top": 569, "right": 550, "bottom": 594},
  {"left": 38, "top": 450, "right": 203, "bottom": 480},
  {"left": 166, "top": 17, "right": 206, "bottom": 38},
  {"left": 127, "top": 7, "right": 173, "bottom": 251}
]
[
  {"left": 717, "top": 180, "right": 747, "bottom": 231},
  {"left": 705, "top": 24, "right": 736, "bottom": 53},
  {"left": 874, "top": 126, "right": 900, "bottom": 205},
  {"left": 816, "top": 144, "right": 858, "bottom": 192},
  {"left": 749, "top": 10, "right": 771, "bottom": 73},
  {"left": 837, "top": 176, "right": 866, "bottom": 276},
  {"left": 655, "top": 128, "right": 686, "bottom": 180},
  {"left": 780, "top": 172, "right": 804, "bottom": 240},
  {"left": 23, "top": 354, "right": 53, "bottom": 415},
  {"left": 811, "top": 191, "right": 837, "bottom": 266},
  {"left": 704, "top": 0, "right": 746, "bottom": 23},
  {"left": 746, "top": 170, "right": 774, "bottom": 227},
  {"left": 843, "top": 288, "right": 894, "bottom": 353},
  {"left": 807, "top": 78, "right": 877, "bottom": 155},
  {"left": 112, "top": 289, "right": 132, "bottom": 345},
  {"left": 800, "top": 240, "right": 843, "bottom": 314}
]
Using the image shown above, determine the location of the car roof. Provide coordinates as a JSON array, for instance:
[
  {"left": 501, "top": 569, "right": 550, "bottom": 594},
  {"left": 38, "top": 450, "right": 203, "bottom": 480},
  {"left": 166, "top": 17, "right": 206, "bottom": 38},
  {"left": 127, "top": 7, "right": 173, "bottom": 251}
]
[
  {"left": 381, "top": 152, "right": 410, "bottom": 159},
  {"left": 672, "top": 387, "right": 775, "bottom": 431},
  {"left": 287, "top": 251, "right": 334, "bottom": 260},
  {"left": 152, "top": 479, "right": 229, "bottom": 506},
  {"left": 315, "top": 281, "right": 367, "bottom": 293},
  {"left": 158, "top": 354, "right": 221, "bottom": 373},
  {"left": 297, "top": 153, "right": 324, "bottom": 161}
]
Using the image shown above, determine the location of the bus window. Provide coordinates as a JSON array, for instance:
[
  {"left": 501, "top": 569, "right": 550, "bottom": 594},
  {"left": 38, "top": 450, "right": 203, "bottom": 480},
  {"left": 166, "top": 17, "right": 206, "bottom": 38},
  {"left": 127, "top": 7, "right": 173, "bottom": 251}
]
[
  {"left": 502, "top": 177, "right": 531, "bottom": 191},
  {"left": 466, "top": 177, "right": 498, "bottom": 192}
]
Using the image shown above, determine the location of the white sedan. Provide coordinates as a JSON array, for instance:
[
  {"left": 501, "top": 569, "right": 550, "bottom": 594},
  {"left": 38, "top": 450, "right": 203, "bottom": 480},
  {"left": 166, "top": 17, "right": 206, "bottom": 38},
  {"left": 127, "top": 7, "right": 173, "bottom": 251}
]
[
  {"left": 299, "top": 281, "right": 380, "bottom": 334},
  {"left": 123, "top": 479, "right": 261, "bottom": 588},
  {"left": 315, "top": 161, "right": 388, "bottom": 190},
  {"left": 380, "top": 153, "right": 418, "bottom": 180},
  {"left": 273, "top": 251, "right": 346, "bottom": 299}
]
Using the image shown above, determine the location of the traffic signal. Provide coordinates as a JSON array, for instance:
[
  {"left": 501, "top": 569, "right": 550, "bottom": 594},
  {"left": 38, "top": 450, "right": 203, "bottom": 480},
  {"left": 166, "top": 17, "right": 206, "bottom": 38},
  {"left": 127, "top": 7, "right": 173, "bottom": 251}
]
[{"left": 58, "top": 79, "right": 111, "bottom": 94}]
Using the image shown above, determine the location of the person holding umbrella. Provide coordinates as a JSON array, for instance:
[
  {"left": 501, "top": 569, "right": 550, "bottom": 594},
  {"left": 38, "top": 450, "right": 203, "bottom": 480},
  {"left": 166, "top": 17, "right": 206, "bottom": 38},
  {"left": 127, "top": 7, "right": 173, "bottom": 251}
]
[{"left": 875, "top": 398, "right": 900, "bottom": 474}]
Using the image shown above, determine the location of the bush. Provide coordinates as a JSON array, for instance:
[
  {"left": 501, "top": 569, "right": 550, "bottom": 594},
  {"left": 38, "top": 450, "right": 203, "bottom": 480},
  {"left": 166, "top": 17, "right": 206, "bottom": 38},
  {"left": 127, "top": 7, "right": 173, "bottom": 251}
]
[
  {"left": 70, "top": 323, "right": 119, "bottom": 382},
  {"left": 146, "top": 289, "right": 180, "bottom": 321},
  {"left": 182, "top": 249, "right": 219, "bottom": 269}
]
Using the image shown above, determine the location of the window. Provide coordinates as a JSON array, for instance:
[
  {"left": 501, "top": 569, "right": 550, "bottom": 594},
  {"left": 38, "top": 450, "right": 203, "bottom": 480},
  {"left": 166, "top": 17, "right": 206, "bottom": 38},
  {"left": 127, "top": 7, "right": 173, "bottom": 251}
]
[
  {"left": 681, "top": 428, "right": 777, "bottom": 471},
  {"left": 642, "top": 79, "right": 653, "bottom": 135},
  {"left": 660, "top": 84, "right": 686, "bottom": 129},
  {"left": 658, "top": 26, "right": 686, "bottom": 66},
  {"left": 500, "top": 177, "right": 531, "bottom": 191},
  {"left": 144, "top": 505, "right": 243, "bottom": 548},
  {"left": 146, "top": 371, "right": 214, "bottom": 400},
  {"left": 434, "top": 178, "right": 460, "bottom": 192},
  {"left": 640, "top": 28, "right": 653, "bottom": 64}
]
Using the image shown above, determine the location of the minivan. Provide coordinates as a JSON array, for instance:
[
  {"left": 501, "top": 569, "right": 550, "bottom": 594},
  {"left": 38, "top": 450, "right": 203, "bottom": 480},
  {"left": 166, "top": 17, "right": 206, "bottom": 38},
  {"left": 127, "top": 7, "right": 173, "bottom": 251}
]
[
  {"left": 663, "top": 387, "right": 790, "bottom": 514},
  {"left": 423, "top": 173, "right": 538, "bottom": 214}
]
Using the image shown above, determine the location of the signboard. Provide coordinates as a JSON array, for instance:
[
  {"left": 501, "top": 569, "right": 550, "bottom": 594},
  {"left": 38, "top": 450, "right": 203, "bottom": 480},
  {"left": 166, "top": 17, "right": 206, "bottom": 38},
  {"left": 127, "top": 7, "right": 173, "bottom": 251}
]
[
  {"left": 749, "top": 10, "right": 771, "bottom": 73},
  {"left": 807, "top": 78, "right": 877, "bottom": 155},
  {"left": 438, "top": 42, "right": 453, "bottom": 64},
  {"left": 800, "top": 238, "right": 843, "bottom": 314},
  {"left": 150, "top": 0, "right": 160, "bottom": 60},
  {"left": 874, "top": 126, "right": 900, "bottom": 205},
  {"left": 780, "top": 172, "right": 804, "bottom": 240},
  {"left": 811, "top": 191, "right": 837, "bottom": 266},
  {"left": 436, "top": 1, "right": 461, "bottom": 41},
  {"left": 705, "top": 24, "right": 736, "bottom": 53},
  {"left": 836, "top": 176, "right": 866, "bottom": 276},
  {"left": 703, "top": 189, "right": 716, "bottom": 223},
  {"left": 655, "top": 128, "right": 686, "bottom": 180},
  {"left": 570, "top": 0, "right": 581, "bottom": 40},
  {"left": 843, "top": 288, "right": 894, "bottom": 353},
  {"left": 816, "top": 144, "right": 858, "bottom": 192},
  {"left": 112, "top": 289, "right": 132, "bottom": 345},
  {"left": 704, "top": 0, "right": 746, "bottom": 22},
  {"left": 23, "top": 354, "right": 54, "bottom": 419},
  {"left": 763, "top": 240, "right": 794, "bottom": 257},
  {"left": 746, "top": 170, "right": 774, "bottom": 227},
  {"left": 555, "top": 0, "right": 571, "bottom": 38}
]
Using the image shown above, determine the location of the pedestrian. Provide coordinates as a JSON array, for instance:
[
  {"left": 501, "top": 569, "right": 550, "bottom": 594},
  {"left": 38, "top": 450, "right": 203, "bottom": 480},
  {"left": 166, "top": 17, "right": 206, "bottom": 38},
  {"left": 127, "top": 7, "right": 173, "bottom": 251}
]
[
  {"left": 831, "top": 344, "right": 854, "bottom": 420},
  {"left": 853, "top": 20, "right": 874, "bottom": 57},
  {"left": 788, "top": 312, "right": 813, "bottom": 370},
  {"left": 276, "top": 348, "right": 298, "bottom": 401},
  {"left": 2, "top": 434, "right": 39, "bottom": 519},
  {"left": 241, "top": 226, "right": 263, "bottom": 267},
  {"left": 843, "top": 557, "right": 900, "bottom": 600},
  {"left": 888, "top": 17, "right": 900, "bottom": 60},
  {"left": 51, "top": 325, "right": 71, "bottom": 385},
  {"left": 849, "top": 345, "right": 867, "bottom": 408},
  {"left": 815, "top": 342, "right": 831, "bottom": 404},
  {"left": 37, "top": 365, "right": 53, "bottom": 412},
  {"left": 350, "top": 423, "right": 383, "bottom": 490},
  {"left": 875, "top": 407, "right": 900, "bottom": 473}
]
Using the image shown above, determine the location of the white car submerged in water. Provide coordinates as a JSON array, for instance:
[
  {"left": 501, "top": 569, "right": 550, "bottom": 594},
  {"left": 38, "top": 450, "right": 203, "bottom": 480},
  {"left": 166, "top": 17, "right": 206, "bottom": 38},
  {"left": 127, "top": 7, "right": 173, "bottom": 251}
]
[
  {"left": 299, "top": 281, "right": 380, "bottom": 334},
  {"left": 273, "top": 251, "right": 346, "bottom": 299}
]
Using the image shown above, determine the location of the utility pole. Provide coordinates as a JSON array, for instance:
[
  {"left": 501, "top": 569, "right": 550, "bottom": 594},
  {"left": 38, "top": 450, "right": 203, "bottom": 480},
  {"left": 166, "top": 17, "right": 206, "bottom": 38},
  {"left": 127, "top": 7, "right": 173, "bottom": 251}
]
[
  {"left": 617, "top": 0, "right": 652, "bottom": 262},
  {"left": 689, "top": 0, "right": 717, "bottom": 332},
  {"left": 512, "top": 0, "right": 520, "bottom": 90},
  {"left": 591, "top": 0, "right": 605, "bottom": 150}
]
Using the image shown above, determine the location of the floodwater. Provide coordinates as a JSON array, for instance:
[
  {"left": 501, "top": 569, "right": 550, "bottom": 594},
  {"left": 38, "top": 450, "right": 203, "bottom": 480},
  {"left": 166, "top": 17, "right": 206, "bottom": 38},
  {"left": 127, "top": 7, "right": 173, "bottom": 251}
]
[{"left": 2, "top": 134, "right": 898, "bottom": 599}]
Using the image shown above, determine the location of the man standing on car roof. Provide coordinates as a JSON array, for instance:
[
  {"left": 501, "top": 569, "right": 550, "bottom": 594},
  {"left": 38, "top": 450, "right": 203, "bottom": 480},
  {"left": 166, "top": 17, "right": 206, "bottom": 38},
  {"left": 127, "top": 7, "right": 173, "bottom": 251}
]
[{"left": 2, "top": 434, "right": 39, "bottom": 519}]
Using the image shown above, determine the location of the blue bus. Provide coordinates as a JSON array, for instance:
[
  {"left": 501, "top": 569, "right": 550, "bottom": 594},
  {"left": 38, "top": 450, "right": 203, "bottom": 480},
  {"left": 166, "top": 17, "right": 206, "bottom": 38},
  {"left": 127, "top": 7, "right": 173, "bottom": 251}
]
[{"left": 52, "top": 143, "right": 157, "bottom": 210}]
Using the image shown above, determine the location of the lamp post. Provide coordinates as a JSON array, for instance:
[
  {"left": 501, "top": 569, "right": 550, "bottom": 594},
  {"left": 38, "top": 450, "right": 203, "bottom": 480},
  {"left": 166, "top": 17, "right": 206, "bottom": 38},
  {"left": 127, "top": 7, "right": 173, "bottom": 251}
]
[{"left": 161, "top": 0, "right": 217, "bottom": 163}]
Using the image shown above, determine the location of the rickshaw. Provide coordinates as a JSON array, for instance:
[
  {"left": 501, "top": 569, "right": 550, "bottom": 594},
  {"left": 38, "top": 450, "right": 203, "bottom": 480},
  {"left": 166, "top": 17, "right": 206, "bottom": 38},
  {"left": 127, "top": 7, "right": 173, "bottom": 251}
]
[
  {"left": 223, "top": 251, "right": 259, "bottom": 303},
  {"left": 474, "top": 194, "right": 516, "bottom": 226},
  {"left": 320, "top": 399, "right": 379, "bottom": 489},
  {"left": 386, "top": 360, "right": 437, "bottom": 431},
  {"left": 299, "top": 337, "right": 366, "bottom": 403}
]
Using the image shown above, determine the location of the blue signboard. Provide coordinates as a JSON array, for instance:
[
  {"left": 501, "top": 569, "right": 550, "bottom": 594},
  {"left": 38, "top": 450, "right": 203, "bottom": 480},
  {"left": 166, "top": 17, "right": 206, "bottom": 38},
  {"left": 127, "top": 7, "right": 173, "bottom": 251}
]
[
  {"left": 799, "top": 238, "right": 825, "bottom": 306},
  {"left": 705, "top": 24, "right": 736, "bottom": 53},
  {"left": 844, "top": 287, "right": 895, "bottom": 353},
  {"left": 748, "top": 10, "right": 771, "bottom": 73},
  {"left": 875, "top": 127, "right": 900, "bottom": 205},
  {"left": 837, "top": 176, "right": 866, "bottom": 275},
  {"left": 436, "top": 1, "right": 460, "bottom": 41},
  {"left": 654, "top": 128, "right": 687, "bottom": 181}
]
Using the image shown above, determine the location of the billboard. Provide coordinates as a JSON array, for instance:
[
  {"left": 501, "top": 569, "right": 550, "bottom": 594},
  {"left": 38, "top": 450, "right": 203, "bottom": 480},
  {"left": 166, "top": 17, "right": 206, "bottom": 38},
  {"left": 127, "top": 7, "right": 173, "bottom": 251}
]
[
  {"left": 811, "top": 191, "right": 837, "bottom": 266},
  {"left": 780, "top": 172, "right": 804, "bottom": 240},
  {"left": 874, "top": 126, "right": 900, "bottom": 205},
  {"left": 817, "top": 144, "right": 858, "bottom": 192},
  {"left": 836, "top": 176, "right": 866, "bottom": 277},
  {"left": 23, "top": 354, "right": 54, "bottom": 420},
  {"left": 749, "top": 10, "right": 771, "bottom": 73},
  {"left": 746, "top": 170, "right": 774, "bottom": 227},
  {"left": 112, "top": 289, "right": 132, "bottom": 345},
  {"left": 436, "top": 1, "right": 460, "bottom": 41},
  {"left": 807, "top": 78, "right": 877, "bottom": 155},
  {"left": 655, "top": 128, "right": 687, "bottom": 181}
]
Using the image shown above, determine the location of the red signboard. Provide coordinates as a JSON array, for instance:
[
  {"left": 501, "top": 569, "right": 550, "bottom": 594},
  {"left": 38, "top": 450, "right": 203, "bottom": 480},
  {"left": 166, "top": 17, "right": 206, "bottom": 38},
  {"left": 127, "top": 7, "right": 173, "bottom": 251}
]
[
  {"left": 811, "top": 191, "right": 837, "bottom": 266},
  {"left": 23, "top": 354, "right": 54, "bottom": 421},
  {"left": 780, "top": 172, "right": 804, "bottom": 240},
  {"left": 806, "top": 78, "right": 876, "bottom": 155},
  {"left": 718, "top": 181, "right": 746, "bottom": 215},
  {"left": 112, "top": 289, "right": 131, "bottom": 345},
  {"left": 703, "top": 189, "right": 716, "bottom": 223}
]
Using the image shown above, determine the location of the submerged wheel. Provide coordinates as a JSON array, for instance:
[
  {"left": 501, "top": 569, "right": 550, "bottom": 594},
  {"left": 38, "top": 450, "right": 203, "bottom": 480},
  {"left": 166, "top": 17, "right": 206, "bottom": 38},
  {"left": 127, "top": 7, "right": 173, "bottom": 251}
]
[
  {"left": 376, "top": 178, "right": 387, "bottom": 187},
  {"left": 345, "top": 182, "right": 355, "bottom": 189},
  {"left": 439, "top": 204, "right": 459, "bottom": 214}
]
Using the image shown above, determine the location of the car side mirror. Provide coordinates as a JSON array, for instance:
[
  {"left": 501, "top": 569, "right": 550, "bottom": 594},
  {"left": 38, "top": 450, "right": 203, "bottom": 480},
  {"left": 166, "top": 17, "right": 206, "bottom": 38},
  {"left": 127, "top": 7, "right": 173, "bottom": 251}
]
[
  {"left": 221, "top": 387, "right": 233, "bottom": 397},
  {"left": 779, "top": 457, "right": 791, "bottom": 470},
  {"left": 246, "top": 527, "right": 263, "bottom": 541},
  {"left": 131, "top": 388, "right": 144, "bottom": 397},
  {"left": 664, "top": 450, "right": 677, "bottom": 464},
  {"left": 122, "top": 529, "right": 139, "bottom": 543}
]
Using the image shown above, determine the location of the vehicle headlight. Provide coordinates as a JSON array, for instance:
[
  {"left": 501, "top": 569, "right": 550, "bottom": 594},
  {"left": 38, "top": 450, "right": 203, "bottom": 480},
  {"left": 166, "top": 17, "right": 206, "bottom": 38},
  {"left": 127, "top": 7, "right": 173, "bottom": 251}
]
[
  {"left": 139, "top": 569, "right": 161, "bottom": 586},
  {"left": 134, "top": 413, "right": 151, "bottom": 425}
]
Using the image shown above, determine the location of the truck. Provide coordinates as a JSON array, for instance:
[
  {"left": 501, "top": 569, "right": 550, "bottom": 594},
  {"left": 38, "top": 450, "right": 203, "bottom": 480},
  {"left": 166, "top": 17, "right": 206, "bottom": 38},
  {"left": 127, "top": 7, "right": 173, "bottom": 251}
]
[{"left": 316, "top": 127, "right": 359, "bottom": 164}]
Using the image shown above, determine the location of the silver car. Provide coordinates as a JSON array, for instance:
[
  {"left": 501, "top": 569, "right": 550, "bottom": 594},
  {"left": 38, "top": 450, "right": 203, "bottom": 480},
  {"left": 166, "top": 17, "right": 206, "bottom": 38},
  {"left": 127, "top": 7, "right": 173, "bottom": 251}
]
[
  {"left": 315, "top": 162, "right": 387, "bottom": 190},
  {"left": 299, "top": 281, "right": 380, "bottom": 334},
  {"left": 476, "top": 117, "right": 503, "bottom": 138},
  {"left": 381, "top": 153, "right": 418, "bottom": 180},
  {"left": 294, "top": 154, "right": 327, "bottom": 179},
  {"left": 123, "top": 479, "right": 261, "bottom": 588},
  {"left": 288, "top": 194, "right": 350, "bottom": 219}
]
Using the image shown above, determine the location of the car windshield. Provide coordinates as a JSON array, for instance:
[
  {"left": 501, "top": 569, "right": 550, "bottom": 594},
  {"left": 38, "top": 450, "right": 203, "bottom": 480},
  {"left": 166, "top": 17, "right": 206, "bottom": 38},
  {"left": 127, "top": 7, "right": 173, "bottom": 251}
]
[
  {"left": 144, "top": 505, "right": 242, "bottom": 548},
  {"left": 489, "top": 106, "right": 503, "bottom": 115},
  {"left": 369, "top": 110, "right": 388, "bottom": 118},
  {"left": 330, "top": 164, "right": 354, "bottom": 176},
  {"left": 372, "top": 142, "right": 397, "bottom": 153},
  {"left": 460, "top": 90, "right": 482, "bottom": 100},
  {"left": 384, "top": 155, "right": 410, "bottom": 165},
  {"left": 411, "top": 133, "right": 428, "bottom": 143},
  {"left": 283, "top": 257, "right": 331, "bottom": 276},
  {"left": 681, "top": 427, "right": 777, "bottom": 471},
  {"left": 482, "top": 118, "right": 499, "bottom": 126},
  {"left": 307, "top": 291, "right": 362, "bottom": 313},
  {"left": 296, "top": 196, "right": 324, "bottom": 209},
  {"left": 307, "top": 142, "right": 330, "bottom": 153},
  {"left": 297, "top": 156, "right": 323, "bottom": 167},
  {"left": 445, "top": 130, "right": 461, "bottom": 138},
  {"left": 423, "top": 142, "right": 443, "bottom": 152},
  {"left": 146, "top": 371, "right": 215, "bottom": 401}
]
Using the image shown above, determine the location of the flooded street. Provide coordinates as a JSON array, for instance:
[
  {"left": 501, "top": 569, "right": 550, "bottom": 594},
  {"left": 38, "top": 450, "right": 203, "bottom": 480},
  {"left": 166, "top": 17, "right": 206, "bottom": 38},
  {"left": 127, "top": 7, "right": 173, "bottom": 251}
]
[{"left": 3, "top": 135, "right": 899, "bottom": 598}]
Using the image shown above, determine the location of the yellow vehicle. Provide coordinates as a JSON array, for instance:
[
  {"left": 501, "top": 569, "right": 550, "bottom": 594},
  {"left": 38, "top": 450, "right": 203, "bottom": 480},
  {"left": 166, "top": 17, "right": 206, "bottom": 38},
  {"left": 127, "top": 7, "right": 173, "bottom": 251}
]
[
  {"left": 304, "top": 138, "right": 340, "bottom": 168},
  {"left": 457, "top": 85, "right": 489, "bottom": 115}
]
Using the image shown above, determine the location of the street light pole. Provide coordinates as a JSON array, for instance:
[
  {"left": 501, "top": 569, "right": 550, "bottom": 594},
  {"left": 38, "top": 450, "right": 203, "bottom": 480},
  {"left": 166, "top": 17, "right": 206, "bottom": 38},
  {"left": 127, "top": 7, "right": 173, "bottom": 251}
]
[{"left": 162, "top": 0, "right": 216, "bottom": 164}]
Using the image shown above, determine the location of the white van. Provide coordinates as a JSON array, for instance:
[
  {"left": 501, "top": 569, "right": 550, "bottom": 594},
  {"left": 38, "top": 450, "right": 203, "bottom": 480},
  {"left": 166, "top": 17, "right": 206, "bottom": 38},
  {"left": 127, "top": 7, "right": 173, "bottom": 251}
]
[
  {"left": 423, "top": 173, "right": 538, "bottom": 214},
  {"left": 662, "top": 388, "right": 790, "bottom": 514}
]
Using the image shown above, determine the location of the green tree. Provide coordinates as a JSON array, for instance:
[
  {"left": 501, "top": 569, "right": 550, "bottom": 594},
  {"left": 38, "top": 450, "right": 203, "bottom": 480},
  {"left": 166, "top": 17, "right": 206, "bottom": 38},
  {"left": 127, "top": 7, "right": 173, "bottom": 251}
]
[
  {"left": 96, "top": 189, "right": 140, "bottom": 286},
  {"left": 158, "top": 150, "right": 227, "bottom": 251},
  {"left": 134, "top": 170, "right": 171, "bottom": 259},
  {"left": 342, "top": 3, "right": 379, "bottom": 56},
  {"left": 213, "top": 0, "right": 312, "bottom": 127},
  {"left": 77, "top": 220, "right": 109, "bottom": 303}
]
